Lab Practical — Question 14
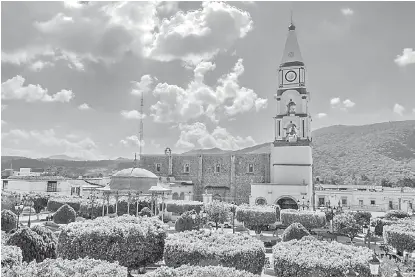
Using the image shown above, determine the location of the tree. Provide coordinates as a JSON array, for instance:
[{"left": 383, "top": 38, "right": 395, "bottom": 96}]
[
  {"left": 31, "top": 193, "right": 49, "bottom": 220},
  {"left": 53, "top": 204, "right": 76, "bottom": 224},
  {"left": 281, "top": 223, "right": 310, "bottom": 242},
  {"left": 204, "top": 201, "right": 229, "bottom": 230},
  {"left": 1, "top": 210, "right": 17, "bottom": 232},
  {"left": 333, "top": 213, "right": 360, "bottom": 243}
]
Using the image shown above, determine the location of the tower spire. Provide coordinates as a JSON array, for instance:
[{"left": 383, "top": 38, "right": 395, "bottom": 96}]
[{"left": 139, "top": 84, "right": 144, "bottom": 167}]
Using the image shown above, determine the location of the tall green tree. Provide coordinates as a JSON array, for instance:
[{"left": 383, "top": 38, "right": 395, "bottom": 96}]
[{"left": 204, "top": 201, "right": 229, "bottom": 230}]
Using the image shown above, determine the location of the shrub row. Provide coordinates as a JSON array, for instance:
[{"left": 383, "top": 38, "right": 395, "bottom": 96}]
[
  {"left": 280, "top": 209, "right": 326, "bottom": 230},
  {"left": 384, "top": 210, "right": 411, "bottom": 220},
  {"left": 383, "top": 220, "right": 415, "bottom": 252},
  {"left": 5, "top": 225, "right": 57, "bottom": 263},
  {"left": 1, "top": 245, "right": 22, "bottom": 269},
  {"left": 236, "top": 204, "right": 277, "bottom": 233},
  {"left": 144, "top": 265, "right": 258, "bottom": 277},
  {"left": 164, "top": 230, "right": 265, "bottom": 275},
  {"left": 166, "top": 200, "right": 204, "bottom": 214},
  {"left": 57, "top": 215, "right": 167, "bottom": 270},
  {"left": 2, "top": 258, "right": 127, "bottom": 277},
  {"left": 273, "top": 236, "right": 373, "bottom": 277},
  {"left": 47, "top": 196, "right": 82, "bottom": 212}
]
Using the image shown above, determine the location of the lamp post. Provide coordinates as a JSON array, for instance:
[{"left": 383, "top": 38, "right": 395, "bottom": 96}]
[
  {"left": 14, "top": 201, "right": 24, "bottom": 229},
  {"left": 297, "top": 196, "right": 310, "bottom": 210},
  {"left": 368, "top": 253, "right": 381, "bottom": 276},
  {"left": 135, "top": 191, "right": 142, "bottom": 217},
  {"left": 23, "top": 196, "right": 34, "bottom": 227}
]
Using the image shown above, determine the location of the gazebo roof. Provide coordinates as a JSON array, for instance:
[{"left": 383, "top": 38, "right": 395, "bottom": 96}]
[{"left": 112, "top": 168, "right": 158, "bottom": 179}]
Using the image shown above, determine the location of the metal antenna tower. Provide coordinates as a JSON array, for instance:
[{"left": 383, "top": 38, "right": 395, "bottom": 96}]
[{"left": 139, "top": 88, "right": 144, "bottom": 167}]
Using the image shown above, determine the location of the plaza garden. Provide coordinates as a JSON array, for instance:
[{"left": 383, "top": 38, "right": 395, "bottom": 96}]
[{"left": 1, "top": 191, "right": 415, "bottom": 276}]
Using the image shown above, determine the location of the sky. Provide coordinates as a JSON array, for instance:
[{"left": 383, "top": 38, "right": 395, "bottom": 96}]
[{"left": 1, "top": 1, "right": 415, "bottom": 160}]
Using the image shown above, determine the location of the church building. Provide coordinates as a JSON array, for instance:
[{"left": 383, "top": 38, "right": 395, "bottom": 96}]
[{"left": 249, "top": 19, "right": 313, "bottom": 210}]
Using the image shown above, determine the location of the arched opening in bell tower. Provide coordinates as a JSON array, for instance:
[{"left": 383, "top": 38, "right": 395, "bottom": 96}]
[{"left": 276, "top": 197, "right": 298, "bottom": 210}]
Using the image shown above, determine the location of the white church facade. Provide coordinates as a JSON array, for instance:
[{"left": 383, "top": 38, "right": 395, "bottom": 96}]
[{"left": 250, "top": 20, "right": 313, "bottom": 210}]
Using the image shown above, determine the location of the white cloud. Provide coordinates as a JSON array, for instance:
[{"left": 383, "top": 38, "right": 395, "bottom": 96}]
[
  {"left": 413, "top": 108, "right": 415, "bottom": 114},
  {"left": 1, "top": 104, "right": 7, "bottom": 111},
  {"left": 151, "top": 59, "right": 267, "bottom": 123},
  {"left": 34, "top": 13, "right": 74, "bottom": 33},
  {"left": 145, "top": 1, "right": 253, "bottom": 63},
  {"left": 394, "top": 48, "right": 415, "bottom": 67},
  {"left": 120, "top": 135, "right": 144, "bottom": 147},
  {"left": 1, "top": 75, "right": 74, "bottom": 103},
  {"left": 2, "top": 128, "right": 102, "bottom": 160},
  {"left": 120, "top": 110, "right": 146, "bottom": 120},
  {"left": 150, "top": 139, "right": 161, "bottom": 149},
  {"left": 29, "top": 60, "right": 54, "bottom": 71},
  {"left": 330, "top": 98, "right": 341, "bottom": 105},
  {"left": 341, "top": 8, "right": 354, "bottom": 16},
  {"left": 131, "top": 75, "right": 154, "bottom": 96},
  {"left": 316, "top": 113, "right": 327, "bottom": 118},
  {"left": 175, "top": 122, "right": 256, "bottom": 150},
  {"left": 393, "top": 103, "right": 405, "bottom": 116},
  {"left": 1, "top": 46, "right": 55, "bottom": 66},
  {"left": 78, "top": 103, "right": 91, "bottom": 110},
  {"left": 343, "top": 99, "right": 355, "bottom": 108}
]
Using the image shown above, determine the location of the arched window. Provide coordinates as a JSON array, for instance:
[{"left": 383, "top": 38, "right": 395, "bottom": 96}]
[
  {"left": 255, "top": 197, "right": 267, "bottom": 205},
  {"left": 172, "top": 192, "right": 179, "bottom": 200},
  {"left": 213, "top": 194, "right": 222, "bottom": 202},
  {"left": 179, "top": 192, "right": 185, "bottom": 200}
]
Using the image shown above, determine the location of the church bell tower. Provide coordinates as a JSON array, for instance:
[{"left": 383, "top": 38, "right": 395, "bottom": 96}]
[{"left": 271, "top": 19, "right": 313, "bottom": 207}]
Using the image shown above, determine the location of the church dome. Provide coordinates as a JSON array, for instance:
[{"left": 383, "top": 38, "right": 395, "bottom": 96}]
[{"left": 112, "top": 168, "right": 158, "bottom": 178}]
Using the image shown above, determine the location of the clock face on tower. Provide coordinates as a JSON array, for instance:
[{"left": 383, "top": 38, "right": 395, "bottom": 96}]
[{"left": 285, "top": 70, "right": 297, "bottom": 82}]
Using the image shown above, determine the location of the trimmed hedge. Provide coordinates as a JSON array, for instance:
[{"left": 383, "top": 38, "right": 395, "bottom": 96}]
[
  {"left": 1, "top": 210, "right": 17, "bottom": 232},
  {"left": 282, "top": 222, "right": 310, "bottom": 242},
  {"left": 166, "top": 200, "right": 204, "bottom": 214},
  {"left": 47, "top": 196, "right": 82, "bottom": 212},
  {"left": 2, "top": 258, "right": 127, "bottom": 277},
  {"left": 384, "top": 220, "right": 415, "bottom": 252},
  {"left": 6, "top": 226, "right": 57, "bottom": 263},
  {"left": 273, "top": 236, "right": 373, "bottom": 277},
  {"left": 53, "top": 204, "right": 76, "bottom": 224},
  {"left": 280, "top": 209, "right": 326, "bottom": 230},
  {"left": 57, "top": 215, "right": 167, "bottom": 270},
  {"left": 1, "top": 245, "right": 22, "bottom": 268},
  {"left": 384, "top": 210, "right": 411, "bottom": 220},
  {"left": 144, "top": 265, "right": 258, "bottom": 277},
  {"left": 236, "top": 204, "right": 277, "bottom": 233},
  {"left": 164, "top": 230, "right": 265, "bottom": 275}
]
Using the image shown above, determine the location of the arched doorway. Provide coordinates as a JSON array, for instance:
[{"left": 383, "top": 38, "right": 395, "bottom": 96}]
[
  {"left": 179, "top": 192, "right": 185, "bottom": 200},
  {"left": 172, "top": 192, "right": 179, "bottom": 200},
  {"left": 276, "top": 197, "right": 298, "bottom": 210}
]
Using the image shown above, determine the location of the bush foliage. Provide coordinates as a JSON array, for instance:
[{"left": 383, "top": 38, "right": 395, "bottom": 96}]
[
  {"left": 383, "top": 220, "right": 415, "bottom": 252},
  {"left": 350, "top": 211, "right": 372, "bottom": 226},
  {"left": 1, "top": 210, "right": 17, "bottom": 232},
  {"left": 273, "top": 237, "right": 373, "bottom": 277},
  {"left": 6, "top": 226, "right": 57, "bottom": 263},
  {"left": 2, "top": 258, "right": 128, "bottom": 277},
  {"left": 53, "top": 204, "right": 76, "bottom": 224},
  {"left": 144, "top": 265, "right": 258, "bottom": 277},
  {"left": 166, "top": 200, "right": 204, "bottom": 214},
  {"left": 175, "top": 210, "right": 201, "bottom": 232},
  {"left": 333, "top": 213, "right": 361, "bottom": 241},
  {"left": 236, "top": 205, "right": 277, "bottom": 233},
  {"left": 280, "top": 209, "right": 326, "bottom": 230},
  {"left": 204, "top": 201, "right": 230, "bottom": 229},
  {"left": 1, "top": 245, "right": 22, "bottom": 269},
  {"left": 282, "top": 222, "right": 310, "bottom": 242},
  {"left": 164, "top": 230, "right": 265, "bottom": 275},
  {"left": 57, "top": 215, "right": 167, "bottom": 270}
]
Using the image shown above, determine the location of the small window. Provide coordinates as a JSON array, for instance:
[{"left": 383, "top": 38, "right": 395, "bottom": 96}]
[
  {"left": 47, "top": 181, "right": 57, "bottom": 192},
  {"left": 370, "top": 200, "right": 376, "bottom": 205},
  {"left": 359, "top": 200, "right": 364, "bottom": 206},
  {"left": 248, "top": 164, "right": 254, "bottom": 173},
  {"left": 341, "top": 198, "right": 347, "bottom": 205},
  {"left": 155, "top": 163, "right": 161, "bottom": 172},
  {"left": 215, "top": 164, "right": 221, "bottom": 173},
  {"left": 184, "top": 163, "right": 190, "bottom": 173},
  {"left": 318, "top": 197, "right": 325, "bottom": 206}
]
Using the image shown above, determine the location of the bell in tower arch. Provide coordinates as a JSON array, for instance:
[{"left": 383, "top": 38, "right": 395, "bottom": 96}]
[{"left": 287, "top": 99, "right": 296, "bottom": 115}]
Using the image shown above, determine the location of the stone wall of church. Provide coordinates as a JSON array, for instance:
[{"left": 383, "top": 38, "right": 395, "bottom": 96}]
[{"left": 141, "top": 153, "right": 271, "bottom": 203}]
